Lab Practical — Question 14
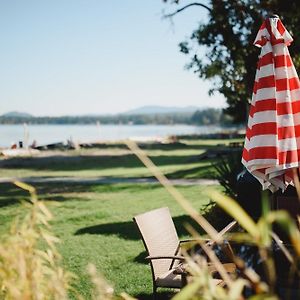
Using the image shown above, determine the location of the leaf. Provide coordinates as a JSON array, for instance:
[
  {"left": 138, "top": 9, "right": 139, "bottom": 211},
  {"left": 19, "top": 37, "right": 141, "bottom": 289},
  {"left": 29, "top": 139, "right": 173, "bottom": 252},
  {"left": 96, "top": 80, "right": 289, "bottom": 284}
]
[
  {"left": 228, "top": 279, "right": 248, "bottom": 299},
  {"left": 224, "top": 232, "right": 256, "bottom": 244},
  {"left": 37, "top": 202, "right": 53, "bottom": 220},
  {"left": 266, "top": 210, "right": 300, "bottom": 256},
  {"left": 13, "top": 181, "right": 36, "bottom": 195}
]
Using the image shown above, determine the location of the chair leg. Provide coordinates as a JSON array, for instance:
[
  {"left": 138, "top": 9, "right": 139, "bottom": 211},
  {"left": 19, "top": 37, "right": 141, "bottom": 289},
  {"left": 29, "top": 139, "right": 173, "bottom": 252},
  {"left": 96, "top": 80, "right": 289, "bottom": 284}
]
[{"left": 153, "top": 284, "right": 157, "bottom": 300}]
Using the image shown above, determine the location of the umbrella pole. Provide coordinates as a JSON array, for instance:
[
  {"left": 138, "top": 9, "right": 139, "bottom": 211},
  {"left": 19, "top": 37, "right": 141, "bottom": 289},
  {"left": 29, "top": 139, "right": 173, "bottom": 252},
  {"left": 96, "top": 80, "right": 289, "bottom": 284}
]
[{"left": 292, "top": 168, "right": 300, "bottom": 202}]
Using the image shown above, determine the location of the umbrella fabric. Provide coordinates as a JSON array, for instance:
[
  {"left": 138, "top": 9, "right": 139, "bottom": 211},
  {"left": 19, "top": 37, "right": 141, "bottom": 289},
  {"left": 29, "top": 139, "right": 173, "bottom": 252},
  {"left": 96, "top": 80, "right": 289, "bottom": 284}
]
[{"left": 242, "top": 17, "right": 300, "bottom": 192}]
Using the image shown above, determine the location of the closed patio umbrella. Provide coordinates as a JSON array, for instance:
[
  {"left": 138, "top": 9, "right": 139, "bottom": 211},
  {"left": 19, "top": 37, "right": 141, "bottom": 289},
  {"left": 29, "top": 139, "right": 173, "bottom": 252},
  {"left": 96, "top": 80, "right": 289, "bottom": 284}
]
[{"left": 242, "top": 15, "right": 300, "bottom": 192}]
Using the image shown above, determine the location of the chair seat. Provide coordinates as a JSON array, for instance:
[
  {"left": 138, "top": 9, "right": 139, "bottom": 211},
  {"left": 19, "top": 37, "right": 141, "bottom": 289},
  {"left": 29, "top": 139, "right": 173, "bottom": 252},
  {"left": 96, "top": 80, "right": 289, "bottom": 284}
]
[
  {"left": 208, "top": 262, "right": 236, "bottom": 275},
  {"left": 155, "top": 269, "right": 183, "bottom": 288},
  {"left": 156, "top": 269, "right": 225, "bottom": 288}
]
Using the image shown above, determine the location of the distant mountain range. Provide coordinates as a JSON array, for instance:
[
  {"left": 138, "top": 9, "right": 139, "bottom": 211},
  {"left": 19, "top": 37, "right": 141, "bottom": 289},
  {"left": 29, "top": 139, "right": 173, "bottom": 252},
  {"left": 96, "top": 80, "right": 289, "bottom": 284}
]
[
  {"left": 0, "top": 106, "right": 225, "bottom": 126},
  {"left": 2, "top": 111, "right": 33, "bottom": 118},
  {"left": 122, "top": 105, "right": 201, "bottom": 115},
  {"left": 1, "top": 106, "right": 202, "bottom": 118}
]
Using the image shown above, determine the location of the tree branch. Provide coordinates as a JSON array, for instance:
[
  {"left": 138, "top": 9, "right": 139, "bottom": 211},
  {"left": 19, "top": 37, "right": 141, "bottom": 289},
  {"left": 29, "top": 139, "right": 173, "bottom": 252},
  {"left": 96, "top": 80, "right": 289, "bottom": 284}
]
[{"left": 164, "top": 2, "right": 212, "bottom": 18}]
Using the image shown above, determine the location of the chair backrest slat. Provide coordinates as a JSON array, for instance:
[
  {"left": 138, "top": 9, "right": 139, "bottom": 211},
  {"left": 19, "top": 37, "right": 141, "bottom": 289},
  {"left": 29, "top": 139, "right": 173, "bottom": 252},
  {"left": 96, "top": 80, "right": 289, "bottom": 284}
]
[{"left": 133, "top": 207, "right": 180, "bottom": 277}]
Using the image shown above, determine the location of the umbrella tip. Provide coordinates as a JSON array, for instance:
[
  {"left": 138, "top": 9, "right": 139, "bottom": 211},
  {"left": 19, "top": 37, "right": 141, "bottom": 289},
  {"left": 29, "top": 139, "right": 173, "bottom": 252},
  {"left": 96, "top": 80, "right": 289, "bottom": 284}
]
[{"left": 269, "top": 14, "right": 279, "bottom": 19}]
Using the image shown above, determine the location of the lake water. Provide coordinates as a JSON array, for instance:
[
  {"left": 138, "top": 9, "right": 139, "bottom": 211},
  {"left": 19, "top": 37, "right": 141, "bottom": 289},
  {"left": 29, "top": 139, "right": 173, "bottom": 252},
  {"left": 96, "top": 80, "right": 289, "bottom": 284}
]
[{"left": 0, "top": 124, "right": 229, "bottom": 147}]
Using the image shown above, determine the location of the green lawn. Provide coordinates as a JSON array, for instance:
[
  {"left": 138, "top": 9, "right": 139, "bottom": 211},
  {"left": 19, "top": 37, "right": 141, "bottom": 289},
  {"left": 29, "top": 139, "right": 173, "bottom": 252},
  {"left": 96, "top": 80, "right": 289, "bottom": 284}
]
[
  {"left": 0, "top": 138, "right": 240, "bottom": 298},
  {"left": 0, "top": 139, "right": 242, "bottom": 179},
  {"left": 0, "top": 181, "right": 223, "bottom": 299}
]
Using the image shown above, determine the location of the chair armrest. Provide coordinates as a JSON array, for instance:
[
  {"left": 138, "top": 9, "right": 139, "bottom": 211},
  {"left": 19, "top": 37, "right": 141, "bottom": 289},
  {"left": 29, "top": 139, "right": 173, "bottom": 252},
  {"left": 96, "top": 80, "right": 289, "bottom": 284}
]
[
  {"left": 180, "top": 221, "right": 238, "bottom": 246},
  {"left": 174, "top": 262, "right": 236, "bottom": 276},
  {"left": 206, "top": 221, "right": 238, "bottom": 247},
  {"left": 218, "top": 220, "right": 237, "bottom": 236},
  {"left": 146, "top": 255, "right": 185, "bottom": 261},
  {"left": 208, "top": 262, "right": 236, "bottom": 275},
  {"left": 179, "top": 238, "right": 211, "bottom": 244}
]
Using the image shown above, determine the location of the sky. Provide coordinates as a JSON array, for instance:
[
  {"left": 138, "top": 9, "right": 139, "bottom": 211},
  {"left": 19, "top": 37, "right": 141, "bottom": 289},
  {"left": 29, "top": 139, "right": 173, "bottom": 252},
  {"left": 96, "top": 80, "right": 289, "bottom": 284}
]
[{"left": 0, "top": 0, "right": 226, "bottom": 116}]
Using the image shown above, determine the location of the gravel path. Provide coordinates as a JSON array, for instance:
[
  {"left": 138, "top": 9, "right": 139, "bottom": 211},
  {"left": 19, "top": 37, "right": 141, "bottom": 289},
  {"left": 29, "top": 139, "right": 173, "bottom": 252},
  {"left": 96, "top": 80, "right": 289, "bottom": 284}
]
[{"left": 0, "top": 176, "right": 218, "bottom": 186}]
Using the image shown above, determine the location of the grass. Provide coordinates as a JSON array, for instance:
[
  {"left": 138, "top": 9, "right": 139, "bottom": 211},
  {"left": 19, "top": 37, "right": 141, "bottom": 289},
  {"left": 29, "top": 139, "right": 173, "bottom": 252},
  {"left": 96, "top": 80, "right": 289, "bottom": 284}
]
[
  {"left": 0, "top": 139, "right": 242, "bottom": 179},
  {"left": 0, "top": 138, "right": 242, "bottom": 298},
  {"left": 0, "top": 181, "right": 223, "bottom": 299},
  {"left": 0, "top": 159, "right": 213, "bottom": 180},
  {"left": 181, "top": 138, "right": 242, "bottom": 147}
]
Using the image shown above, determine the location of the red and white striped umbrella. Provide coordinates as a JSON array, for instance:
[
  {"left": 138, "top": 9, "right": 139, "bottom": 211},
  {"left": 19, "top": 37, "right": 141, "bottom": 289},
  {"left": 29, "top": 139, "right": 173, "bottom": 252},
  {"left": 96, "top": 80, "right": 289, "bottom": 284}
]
[{"left": 242, "top": 16, "right": 300, "bottom": 192}]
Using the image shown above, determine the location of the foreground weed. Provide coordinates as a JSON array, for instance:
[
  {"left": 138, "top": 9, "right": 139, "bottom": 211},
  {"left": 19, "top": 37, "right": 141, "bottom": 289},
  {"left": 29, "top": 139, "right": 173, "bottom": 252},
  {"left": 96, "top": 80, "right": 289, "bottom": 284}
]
[
  {"left": 0, "top": 181, "right": 117, "bottom": 300},
  {"left": 0, "top": 181, "right": 72, "bottom": 299}
]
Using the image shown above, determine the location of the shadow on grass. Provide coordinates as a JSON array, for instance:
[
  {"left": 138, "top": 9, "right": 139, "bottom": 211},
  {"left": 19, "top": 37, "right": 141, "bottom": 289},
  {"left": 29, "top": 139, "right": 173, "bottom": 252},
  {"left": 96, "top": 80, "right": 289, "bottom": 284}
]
[
  {"left": 133, "top": 251, "right": 148, "bottom": 264},
  {"left": 0, "top": 183, "right": 30, "bottom": 208},
  {"left": 0, "top": 153, "right": 203, "bottom": 172},
  {"left": 0, "top": 197, "right": 21, "bottom": 208},
  {"left": 0, "top": 182, "right": 96, "bottom": 208},
  {"left": 140, "top": 142, "right": 229, "bottom": 151},
  {"left": 166, "top": 164, "right": 216, "bottom": 179},
  {"left": 0, "top": 182, "right": 165, "bottom": 208},
  {"left": 0, "top": 154, "right": 141, "bottom": 170},
  {"left": 74, "top": 215, "right": 204, "bottom": 240},
  {"left": 134, "top": 291, "right": 175, "bottom": 300},
  {"left": 1, "top": 181, "right": 94, "bottom": 194}
]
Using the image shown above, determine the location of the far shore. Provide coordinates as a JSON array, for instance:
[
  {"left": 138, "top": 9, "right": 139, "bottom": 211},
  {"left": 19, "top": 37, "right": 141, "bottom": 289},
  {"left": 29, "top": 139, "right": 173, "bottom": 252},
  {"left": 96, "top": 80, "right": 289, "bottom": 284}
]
[{"left": 0, "top": 130, "right": 245, "bottom": 153}]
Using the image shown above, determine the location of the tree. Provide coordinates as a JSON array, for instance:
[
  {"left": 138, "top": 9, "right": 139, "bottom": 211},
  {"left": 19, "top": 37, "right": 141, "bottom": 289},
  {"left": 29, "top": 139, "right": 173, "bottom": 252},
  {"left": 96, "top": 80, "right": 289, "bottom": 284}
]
[
  {"left": 191, "top": 108, "right": 222, "bottom": 125},
  {"left": 163, "top": 0, "right": 300, "bottom": 123}
]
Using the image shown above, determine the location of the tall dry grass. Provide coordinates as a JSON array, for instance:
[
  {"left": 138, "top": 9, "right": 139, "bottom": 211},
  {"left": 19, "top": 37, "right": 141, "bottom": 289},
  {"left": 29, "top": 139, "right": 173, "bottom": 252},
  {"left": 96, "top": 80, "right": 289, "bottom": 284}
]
[
  {"left": 0, "top": 181, "right": 72, "bottom": 299},
  {"left": 0, "top": 181, "right": 115, "bottom": 300}
]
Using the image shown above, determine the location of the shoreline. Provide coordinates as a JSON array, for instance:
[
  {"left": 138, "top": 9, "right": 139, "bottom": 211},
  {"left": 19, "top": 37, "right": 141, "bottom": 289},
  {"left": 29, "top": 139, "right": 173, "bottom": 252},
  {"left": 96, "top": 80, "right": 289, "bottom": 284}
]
[{"left": 0, "top": 129, "right": 245, "bottom": 152}]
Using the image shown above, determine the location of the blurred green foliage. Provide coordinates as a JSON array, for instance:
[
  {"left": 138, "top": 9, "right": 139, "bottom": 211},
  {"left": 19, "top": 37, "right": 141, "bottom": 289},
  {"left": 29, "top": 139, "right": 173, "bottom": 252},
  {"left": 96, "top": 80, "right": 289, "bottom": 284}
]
[{"left": 164, "top": 0, "right": 300, "bottom": 123}]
